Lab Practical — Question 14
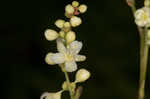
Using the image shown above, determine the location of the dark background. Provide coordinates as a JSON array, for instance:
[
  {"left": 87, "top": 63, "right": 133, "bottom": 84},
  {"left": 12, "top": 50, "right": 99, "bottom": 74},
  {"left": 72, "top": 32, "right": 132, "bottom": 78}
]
[{"left": 1, "top": 0, "right": 150, "bottom": 99}]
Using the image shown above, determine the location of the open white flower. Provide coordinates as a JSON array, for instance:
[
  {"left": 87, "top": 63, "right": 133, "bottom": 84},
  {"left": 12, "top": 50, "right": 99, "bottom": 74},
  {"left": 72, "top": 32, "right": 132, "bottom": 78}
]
[
  {"left": 40, "top": 91, "right": 63, "bottom": 99},
  {"left": 134, "top": 7, "right": 150, "bottom": 27},
  {"left": 46, "top": 38, "right": 86, "bottom": 72}
]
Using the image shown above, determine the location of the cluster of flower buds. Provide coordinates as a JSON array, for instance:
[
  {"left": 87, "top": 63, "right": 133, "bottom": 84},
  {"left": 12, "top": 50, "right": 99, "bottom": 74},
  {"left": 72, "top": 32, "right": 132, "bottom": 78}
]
[
  {"left": 134, "top": 0, "right": 150, "bottom": 27},
  {"left": 41, "top": 1, "right": 90, "bottom": 99},
  {"left": 44, "top": 0, "right": 88, "bottom": 72}
]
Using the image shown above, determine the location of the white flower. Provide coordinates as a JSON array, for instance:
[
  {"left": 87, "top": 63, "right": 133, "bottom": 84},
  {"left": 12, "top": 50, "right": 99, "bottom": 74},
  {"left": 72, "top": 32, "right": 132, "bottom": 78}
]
[
  {"left": 40, "top": 91, "right": 63, "bottom": 99},
  {"left": 46, "top": 38, "right": 86, "bottom": 72},
  {"left": 70, "top": 16, "right": 82, "bottom": 27},
  {"left": 78, "top": 4, "right": 87, "bottom": 13},
  {"left": 75, "top": 69, "right": 90, "bottom": 83},
  {"left": 55, "top": 19, "right": 65, "bottom": 29},
  {"left": 44, "top": 29, "right": 59, "bottom": 41},
  {"left": 134, "top": 7, "right": 150, "bottom": 27},
  {"left": 65, "top": 4, "right": 74, "bottom": 14}
]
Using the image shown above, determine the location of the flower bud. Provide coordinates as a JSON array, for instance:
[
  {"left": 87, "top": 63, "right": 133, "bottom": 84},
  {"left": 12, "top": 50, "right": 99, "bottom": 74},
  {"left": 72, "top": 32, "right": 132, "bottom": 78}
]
[
  {"left": 62, "top": 81, "right": 76, "bottom": 91},
  {"left": 59, "top": 31, "right": 65, "bottom": 38},
  {"left": 66, "top": 31, "right": 76, "bottom": 44},
  {"left": 70, "top": 16, "right": 82, "bottom": 27},
  {"left": 144, "top": 0, "right": 150, "bottom": 7},
  {"left": 45, "top": 53, "right": 55, "bottom": 65},
  {"left": 78, "top": 4, "right": 87, "bottom": 13},
  {"left": 64, "top": 22, "right": 71, "bottom": 28},
  {"left": 72, "top": 1, "right": 79, "bottom": 7},
  {"left": 75, "top": 69, "right": 90, "bottom": 83},
  {"left": 65, "top": 4, "right": 74, "bottom": 14},
  {"left": 44, "top": 29, "right": 59, "bottom": 41},
  {"left": 65, "top": 12, "right": 72, "bottom": 18},
  {"left": 55, "top": 19, "right": 65, "bottom": 28}
]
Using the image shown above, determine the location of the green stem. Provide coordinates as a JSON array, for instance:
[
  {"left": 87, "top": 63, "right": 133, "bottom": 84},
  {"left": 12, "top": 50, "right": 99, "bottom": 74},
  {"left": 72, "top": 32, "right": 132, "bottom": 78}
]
[
  {"left": 128, "top": 4, "right": 149, "bottom": 99},
  {"left": 60, "top": 64, "right": 74, "bottom": 99},
  {"left": 138, "top": 28, "right": 149, "bottom": 99},
  {"left": 64, "top": 70, "right": 74, "bottom": 99}
]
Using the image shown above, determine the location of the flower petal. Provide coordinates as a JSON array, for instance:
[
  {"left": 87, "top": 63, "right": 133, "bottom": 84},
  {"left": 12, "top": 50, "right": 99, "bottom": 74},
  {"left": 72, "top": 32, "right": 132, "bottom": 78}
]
[
  {"left": 69, "top": 41, "right": 82, "bottom": 55},
  {"left": 65, "top": 61, "right": 77, "bottom": 72},
  {"left": 57, "top": 38, "right": 67, "bottom": 54},
  {"left": 40, "top": 92, "right": 49, "bottom": 99},
  {"left": 40, "top": 91, "right": 62, "bottom": 99},
  {"left": 50, "top": 53, "right": 65, "bottom": 64},
  {"left": 74, "top": 55, "right": 86, "bottom": 62}
]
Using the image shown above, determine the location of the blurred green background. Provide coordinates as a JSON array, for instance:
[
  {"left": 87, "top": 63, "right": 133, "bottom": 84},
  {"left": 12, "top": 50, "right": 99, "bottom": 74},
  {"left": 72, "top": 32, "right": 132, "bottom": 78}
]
[{"left": 1, "top": 0, "right": 150, "bottom": 99}]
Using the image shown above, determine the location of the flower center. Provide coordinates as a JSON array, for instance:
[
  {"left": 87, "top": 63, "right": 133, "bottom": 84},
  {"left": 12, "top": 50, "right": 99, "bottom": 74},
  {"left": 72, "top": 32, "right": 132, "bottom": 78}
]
[
  {"left": 142, "top": 13, "right": 148, "bottom": 21},
  {"left": 65, "top": 53, "right": 74, "bottom": 61}
]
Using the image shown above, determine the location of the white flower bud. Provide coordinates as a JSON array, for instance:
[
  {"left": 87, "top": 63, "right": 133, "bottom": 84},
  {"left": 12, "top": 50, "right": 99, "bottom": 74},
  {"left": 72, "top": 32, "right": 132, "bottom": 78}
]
[
  {"left": 45, "top": 53, "right": 55, "bottom": 65},
  {"left": 144, "top": 0, "right": 150, "bottom": 7},
  {"left": 75, "top": 69, "right": 90, "bottom": 83},
  {"left": 66, "top": 31, "right": 76, "bottom": 44},
  {"left": 44, "top": 29, "right": 59, "bottom": 41},
  {"left": 78, "top": 4, "right": 87, "bottom": 13},
  {"left": 72, "top": 1, "right": 79, "bottom": 7},
  {"left": 65, "top": 12, "right": 71, "bottom": 18},
  {"left": 59, "top": 31, "right": 65, "bottom": 38},
  {"left": 55, "top": 19, "right": 65, "bottom": 28},
  {"left": 65, "top": 4, "right": 74, "bottom": 14},
  {"left": 64, "top": 22, "right": 71, "bottom": 28},
  {"left": 70, "top": 16, "right": 82, "bottom": 27}
]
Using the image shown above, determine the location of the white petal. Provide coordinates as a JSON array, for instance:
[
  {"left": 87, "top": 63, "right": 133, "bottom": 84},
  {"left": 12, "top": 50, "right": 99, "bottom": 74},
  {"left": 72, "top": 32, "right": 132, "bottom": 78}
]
[
  {"left": 65, "top": 61, "right": 77, "bottom": 72},
  {"left": 69, "top": 41, "right": 82, "bottom": 55},
  {"left": 40, "top": 92, "right": 49, "bottom": 99},
  {"left": 74, "top": 55, "right": 86, "bottom": 62},
  {"left": 57, "top": 38, "right": 67, "bottom": 54},
  {"left": 50, "top": 53, "right": 65, "bottom": 64}
]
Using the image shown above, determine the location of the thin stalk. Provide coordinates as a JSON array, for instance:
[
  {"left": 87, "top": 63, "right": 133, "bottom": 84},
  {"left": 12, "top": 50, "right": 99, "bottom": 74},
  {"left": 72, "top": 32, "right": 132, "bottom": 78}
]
[
  {"left": 129, "top": 4, "right": 149, "bottom": 99},
  {"left": 64, "top": 70, "right": 74, "bottom": 99},
  {"left": 60, "top": 64, "right": 74, "bottom": 99},
  {"left": 138, "top": 28, "right": 149, "bottom": 99}
]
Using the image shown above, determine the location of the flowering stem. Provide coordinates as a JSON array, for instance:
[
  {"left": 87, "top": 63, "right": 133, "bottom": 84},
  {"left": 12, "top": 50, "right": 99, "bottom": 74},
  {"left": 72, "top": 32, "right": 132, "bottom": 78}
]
[
  {"left": 128, "top": 4, "right": 149, "bottom": 99},
  {"left": 60, "top": 64, "right": 74, "bottom": 99}
]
